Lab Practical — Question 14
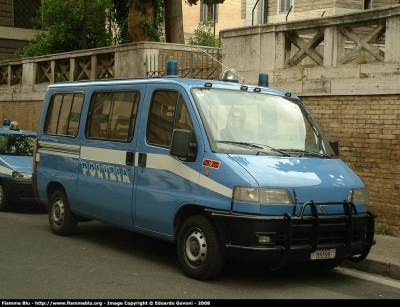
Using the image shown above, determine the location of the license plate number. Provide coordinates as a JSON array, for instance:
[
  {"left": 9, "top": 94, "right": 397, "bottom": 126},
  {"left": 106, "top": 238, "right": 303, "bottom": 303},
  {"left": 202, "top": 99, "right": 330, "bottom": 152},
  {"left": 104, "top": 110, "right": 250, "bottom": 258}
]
[{"left": 310, "top": 249, "right": 336, "bottom": 260}]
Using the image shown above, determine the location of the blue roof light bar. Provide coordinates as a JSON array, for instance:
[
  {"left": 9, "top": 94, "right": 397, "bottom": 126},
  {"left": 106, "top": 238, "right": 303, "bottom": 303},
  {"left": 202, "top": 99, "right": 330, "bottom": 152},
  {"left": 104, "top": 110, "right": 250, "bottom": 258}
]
[
  {"left": 166, "top": 60, "right": 178, "bottom": 78},
  {"left": 258, "top": 73, "right": 269, "bottom": 87}
]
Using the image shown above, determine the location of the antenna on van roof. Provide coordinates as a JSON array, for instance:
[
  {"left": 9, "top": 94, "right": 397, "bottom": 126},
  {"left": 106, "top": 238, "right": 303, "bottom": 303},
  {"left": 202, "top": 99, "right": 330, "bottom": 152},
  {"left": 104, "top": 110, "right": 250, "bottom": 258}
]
[{"left": 193, "top": 46, "right": 245, "bottom": 83}]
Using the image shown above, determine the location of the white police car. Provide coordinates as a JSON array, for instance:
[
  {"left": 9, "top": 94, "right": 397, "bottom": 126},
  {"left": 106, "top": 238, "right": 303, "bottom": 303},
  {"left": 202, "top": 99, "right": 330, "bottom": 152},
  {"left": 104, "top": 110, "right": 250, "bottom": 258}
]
[{"left": 0, "top": 119, "right": 37, "bottom": 211}]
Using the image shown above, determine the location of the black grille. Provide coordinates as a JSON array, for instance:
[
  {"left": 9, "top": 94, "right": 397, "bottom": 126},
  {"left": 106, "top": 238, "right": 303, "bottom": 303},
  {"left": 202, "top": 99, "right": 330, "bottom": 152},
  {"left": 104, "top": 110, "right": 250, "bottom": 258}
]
[{"left": 276, "top": 214, "right": 369, "bottom": 247}]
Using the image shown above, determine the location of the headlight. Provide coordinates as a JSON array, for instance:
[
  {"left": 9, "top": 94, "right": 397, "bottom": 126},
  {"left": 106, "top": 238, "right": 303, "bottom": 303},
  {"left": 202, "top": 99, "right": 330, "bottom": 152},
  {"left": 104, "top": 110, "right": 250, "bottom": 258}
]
[
  {"left": 12, "top": 171, "right": 32, "bottom": 179},
  {"left": 233, "top": 186, "right": 293, "bottom": 204},
  {"left": 348, "top": 188, "right": 369, "bottom": 204}
]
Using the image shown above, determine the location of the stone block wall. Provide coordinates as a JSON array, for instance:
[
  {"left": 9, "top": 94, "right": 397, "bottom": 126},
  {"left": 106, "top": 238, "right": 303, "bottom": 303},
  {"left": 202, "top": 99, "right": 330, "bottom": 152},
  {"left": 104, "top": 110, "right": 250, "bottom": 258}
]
[
  {"left": 301, "top": 94, "right": 400, "bottom": 235},
  {"left": 0, "top": 100, "right": 41, "bottom": 131}
]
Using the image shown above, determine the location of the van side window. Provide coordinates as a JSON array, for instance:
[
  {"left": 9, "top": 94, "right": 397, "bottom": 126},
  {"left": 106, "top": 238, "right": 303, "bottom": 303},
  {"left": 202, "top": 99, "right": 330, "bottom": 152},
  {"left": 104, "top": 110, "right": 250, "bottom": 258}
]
[
  {"left": 86, "top": 91, "right": 140, "bottom": 142},
  {"left": 148, "top": 91, "right": 195, "bottom": 148},
  {"left": 44, "top": 93, "right": 84, "bottom": 137},
  {"left": 148, "top": 91, "right": 178, "bottom": 147},
  {"left": 176, "top": 96, "right": 194, "bottom": 132}
]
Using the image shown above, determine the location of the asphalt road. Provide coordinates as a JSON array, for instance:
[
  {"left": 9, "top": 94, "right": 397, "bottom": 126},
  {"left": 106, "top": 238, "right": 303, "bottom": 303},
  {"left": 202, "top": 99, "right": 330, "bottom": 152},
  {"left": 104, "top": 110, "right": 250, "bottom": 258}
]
[{"left": 1, "top": 203, "right": 400, "bottom": 300}]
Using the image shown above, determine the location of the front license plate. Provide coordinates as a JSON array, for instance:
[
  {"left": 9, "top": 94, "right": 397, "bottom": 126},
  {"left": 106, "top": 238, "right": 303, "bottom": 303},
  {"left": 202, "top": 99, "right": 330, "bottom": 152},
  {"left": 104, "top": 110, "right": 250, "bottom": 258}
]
[{"left": 310, "top": 249, "right": 336, "bottom": 260}]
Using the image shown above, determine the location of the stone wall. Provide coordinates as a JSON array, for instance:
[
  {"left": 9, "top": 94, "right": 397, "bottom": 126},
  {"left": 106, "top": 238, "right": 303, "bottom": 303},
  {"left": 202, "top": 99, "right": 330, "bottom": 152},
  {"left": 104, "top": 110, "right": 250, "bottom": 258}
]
[
  {"left": 0, "top": 100, "right": 41, "bottom": 131},
  {"left": 302, "top": 94, "right": 400, "bottom": 235}
]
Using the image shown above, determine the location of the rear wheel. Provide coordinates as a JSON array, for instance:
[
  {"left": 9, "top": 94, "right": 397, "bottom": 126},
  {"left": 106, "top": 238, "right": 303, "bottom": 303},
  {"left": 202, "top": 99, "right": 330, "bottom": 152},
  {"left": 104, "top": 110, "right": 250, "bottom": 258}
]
[
  {"left": 177, "top": 214, "right": 225, "bottom": 280},
  {"left": 0, "top": 182, "right": 12, "bottom": 212},
  {"left": 49, "top": 189, "right": 78, "bottom": 236}
]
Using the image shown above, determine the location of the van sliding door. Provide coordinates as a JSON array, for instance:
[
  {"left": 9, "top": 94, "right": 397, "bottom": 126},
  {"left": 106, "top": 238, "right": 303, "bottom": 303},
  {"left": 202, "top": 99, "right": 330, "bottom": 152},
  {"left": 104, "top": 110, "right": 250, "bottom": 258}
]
[{"left": 76, "top": 86, "right": 143, "bottom": 226}]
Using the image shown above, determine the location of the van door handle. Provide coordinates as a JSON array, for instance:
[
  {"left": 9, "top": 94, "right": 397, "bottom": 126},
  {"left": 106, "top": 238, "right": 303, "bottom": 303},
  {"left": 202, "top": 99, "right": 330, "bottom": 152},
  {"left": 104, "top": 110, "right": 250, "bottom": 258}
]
[
  {"left": 126, "top": 152, "right": 134, "bottom": 165},
  {"left": 138, "top": 153, "right": 147, "bottom": 167}
]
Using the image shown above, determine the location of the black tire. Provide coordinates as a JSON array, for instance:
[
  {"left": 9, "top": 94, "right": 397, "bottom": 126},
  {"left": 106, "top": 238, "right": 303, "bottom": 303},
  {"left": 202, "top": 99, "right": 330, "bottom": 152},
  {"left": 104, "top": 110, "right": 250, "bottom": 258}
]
[
  {"left": 177, "top": 214, "right": 225, "bottom": 280},
  {"left": 48, "top": 189, "right": 78, "bottom": 236},
  {"left": 0, "top": 182, "right": 12, "bottom": 212}
]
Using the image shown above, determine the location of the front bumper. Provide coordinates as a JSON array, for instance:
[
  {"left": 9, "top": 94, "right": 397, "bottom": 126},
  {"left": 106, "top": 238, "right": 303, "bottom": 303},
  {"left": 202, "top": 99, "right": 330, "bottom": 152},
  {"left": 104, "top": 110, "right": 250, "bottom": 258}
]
[
  {"left": 206, "top": 201, "right": 375, "bottom": 269},
  {"left": 2, "top": 177, "right": 37, "bottom": 204}
]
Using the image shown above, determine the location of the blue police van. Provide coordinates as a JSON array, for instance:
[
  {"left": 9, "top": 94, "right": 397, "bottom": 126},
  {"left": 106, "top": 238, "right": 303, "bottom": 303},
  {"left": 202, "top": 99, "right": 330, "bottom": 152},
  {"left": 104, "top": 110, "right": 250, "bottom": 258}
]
[
  {"left": 32, "top": 61, "right": 375, "bottom": 280},
  {"left": 0, "top": 119, "right": 37, "bottom": 211}
]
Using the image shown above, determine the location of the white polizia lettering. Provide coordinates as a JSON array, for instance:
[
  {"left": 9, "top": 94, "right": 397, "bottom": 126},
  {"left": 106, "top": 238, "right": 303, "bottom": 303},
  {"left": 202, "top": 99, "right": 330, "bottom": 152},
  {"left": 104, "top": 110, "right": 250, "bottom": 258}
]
[{"left": 81, "top": 161, "right": 131, "bottom": 184}]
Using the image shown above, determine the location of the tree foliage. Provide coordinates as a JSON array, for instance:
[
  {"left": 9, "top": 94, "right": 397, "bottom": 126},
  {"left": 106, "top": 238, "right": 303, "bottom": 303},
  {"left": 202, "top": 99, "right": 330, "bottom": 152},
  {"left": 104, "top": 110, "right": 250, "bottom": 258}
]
[
  {"left": 16, "top": 0, "right": 225, "bottom": 57},
  {"left": 128, "top": 0, "right": 165, "bottom": 42},
  {"left": 110, "top": 0, "right": 164, "bottom": 43},
  {"left": 109, "top": 0, "right": 131, "bottom": 44},
  {"left": 162, "top": 0, "right": 225, "bottom": 44},
  {"left": 16, "top": 0, "right": 113, "bottom": 58},
  {"left": 123, "top": 0, "right": 225, "bottom": 44},
  {"left": 142, "top": 0, "right": 165, "bottom": 42},
  {"left": 189, "top": 19, "right": 221, "bottom": 47}
]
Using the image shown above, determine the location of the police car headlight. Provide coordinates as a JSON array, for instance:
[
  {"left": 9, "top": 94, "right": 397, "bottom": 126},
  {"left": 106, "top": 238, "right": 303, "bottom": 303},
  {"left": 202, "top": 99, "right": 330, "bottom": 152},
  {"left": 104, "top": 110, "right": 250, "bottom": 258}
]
[
  {"left": 12, "top": 171, "right": 32, "bottom": 179},
  {"left": 233, "top": 187, "right": 293, "bottom": 204},
  {"left": 348, "top": 188, "right": 369, "bottom": 204}
]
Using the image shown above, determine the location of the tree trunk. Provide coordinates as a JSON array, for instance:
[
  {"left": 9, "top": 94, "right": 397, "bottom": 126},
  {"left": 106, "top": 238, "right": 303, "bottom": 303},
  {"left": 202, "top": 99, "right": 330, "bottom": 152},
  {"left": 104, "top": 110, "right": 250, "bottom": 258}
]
[
  {"left": 128, "top": 0, "right": 155, "bottom": 42},
  {"left": 164, "top": 0, "right": 184, "bottom": 44}
]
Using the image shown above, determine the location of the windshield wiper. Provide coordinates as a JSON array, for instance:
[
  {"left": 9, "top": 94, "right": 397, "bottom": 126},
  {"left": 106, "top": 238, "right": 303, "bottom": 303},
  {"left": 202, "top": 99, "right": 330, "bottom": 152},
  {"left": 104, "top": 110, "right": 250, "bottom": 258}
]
[
  {"left": 215, "top": 141, "right": 290, "bottom": 156},
  {"left": 215, "top": 140, "right": 263, "bottom": 149},
  {"left": 277, "top": 149, "right": 333, "bottom": 158}
]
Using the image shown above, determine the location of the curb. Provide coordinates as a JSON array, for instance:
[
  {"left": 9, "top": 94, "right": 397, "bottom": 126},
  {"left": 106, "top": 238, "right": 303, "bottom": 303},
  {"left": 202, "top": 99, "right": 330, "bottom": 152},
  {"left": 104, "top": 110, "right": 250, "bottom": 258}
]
[{"left": 341, "top": 258, "right": 400, "bottom": 281}]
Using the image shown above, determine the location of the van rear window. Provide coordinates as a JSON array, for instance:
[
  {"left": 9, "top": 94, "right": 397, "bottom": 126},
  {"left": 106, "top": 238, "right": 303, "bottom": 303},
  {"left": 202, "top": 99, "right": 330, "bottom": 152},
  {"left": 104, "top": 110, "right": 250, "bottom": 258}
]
[{"left": 44, "top": 93, "right": 84, "bottom": 137}]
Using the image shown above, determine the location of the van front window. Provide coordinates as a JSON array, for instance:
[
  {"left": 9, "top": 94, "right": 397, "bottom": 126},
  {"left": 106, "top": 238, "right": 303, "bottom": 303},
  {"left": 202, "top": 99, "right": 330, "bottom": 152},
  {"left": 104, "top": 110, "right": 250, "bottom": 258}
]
[{"left": 192, "top": 88, "right": 335, "bottom": 157}]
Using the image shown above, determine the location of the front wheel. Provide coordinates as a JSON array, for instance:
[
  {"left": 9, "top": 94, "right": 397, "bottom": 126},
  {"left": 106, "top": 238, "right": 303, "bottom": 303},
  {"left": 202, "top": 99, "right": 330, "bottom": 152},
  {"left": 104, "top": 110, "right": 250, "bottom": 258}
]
[
  {"left": 48, "top": 189, "right": 78, "bottom": 236},
  {"left": 177, "top": 214, "right": 225, "bottom": 280}
]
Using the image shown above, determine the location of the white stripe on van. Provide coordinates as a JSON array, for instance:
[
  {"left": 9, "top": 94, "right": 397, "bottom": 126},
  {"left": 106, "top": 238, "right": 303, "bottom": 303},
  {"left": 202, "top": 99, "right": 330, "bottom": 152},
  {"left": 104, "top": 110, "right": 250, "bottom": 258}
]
[
  {"left": 138, "top": 153, "right": 233, "bottom": 198},
  {"left": 80, "top": 146, "right": 127, "bottom": 164},
  {"left": 38, "top": 143, "right": 232, "bottom": 198},
  {"left": 198, "top": 174, "right": 233, "bottom": 198},
  {"left": 0, "top": 165, "right": 12, "bottom": 176}
]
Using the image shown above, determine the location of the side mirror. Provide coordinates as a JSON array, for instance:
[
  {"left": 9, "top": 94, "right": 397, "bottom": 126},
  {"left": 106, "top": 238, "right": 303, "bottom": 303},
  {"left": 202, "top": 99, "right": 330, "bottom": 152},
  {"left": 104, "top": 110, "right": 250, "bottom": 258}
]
[
  {"left": 329, "top": 140, "right": 339, "bottom": 157},
  {"left": 170, "top": 129, "right": 196, "bottom": 159}
]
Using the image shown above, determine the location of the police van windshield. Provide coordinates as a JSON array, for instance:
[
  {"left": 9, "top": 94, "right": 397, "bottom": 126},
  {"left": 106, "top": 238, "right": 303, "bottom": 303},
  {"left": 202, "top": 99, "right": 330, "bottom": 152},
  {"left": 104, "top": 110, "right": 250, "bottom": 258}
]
[
  {"left": 0, "top": 134, "right": 35, "bottom": 156},
  {"left": 192, "top": 88, "right": 335, "bottom": 157}
]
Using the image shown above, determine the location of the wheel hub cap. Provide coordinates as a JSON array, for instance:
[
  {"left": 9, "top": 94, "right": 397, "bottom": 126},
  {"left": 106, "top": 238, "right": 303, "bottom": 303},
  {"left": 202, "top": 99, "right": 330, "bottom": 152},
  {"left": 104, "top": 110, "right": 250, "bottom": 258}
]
[
  {"left": 52, "top": 199, "right": 64, "bottom": 226},
  {"left": 185, "top": 230, "right": 207, "bottom": 263}
]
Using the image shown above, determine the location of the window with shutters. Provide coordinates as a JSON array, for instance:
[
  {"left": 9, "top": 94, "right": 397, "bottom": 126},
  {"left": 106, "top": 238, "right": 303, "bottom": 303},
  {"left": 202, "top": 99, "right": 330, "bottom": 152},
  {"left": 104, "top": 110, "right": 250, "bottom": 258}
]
[
  {"left": 364, "top": 0, "right": 372, "bottom": 10},
  {"left": 279, "top": 0, "right": 293, "bottom": 14},
  {"left": 13, "top": 0, "right": 41, "bottom": 29},
  {"left": 200, "top": 0, "right": 219, "bottom": 22}
]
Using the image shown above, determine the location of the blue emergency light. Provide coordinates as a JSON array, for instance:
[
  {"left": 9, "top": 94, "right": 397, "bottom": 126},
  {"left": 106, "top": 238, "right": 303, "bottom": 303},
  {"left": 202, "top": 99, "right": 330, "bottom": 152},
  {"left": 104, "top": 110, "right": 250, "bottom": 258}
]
[
  {"left": 258, "top": 73, "right": 269, "bottom": 87},
  {"left": 3, "top": 119, "right": 10, "bottom": 127},
  {"left": 166, "top": 60, "right": 178, "bottom": 78}
]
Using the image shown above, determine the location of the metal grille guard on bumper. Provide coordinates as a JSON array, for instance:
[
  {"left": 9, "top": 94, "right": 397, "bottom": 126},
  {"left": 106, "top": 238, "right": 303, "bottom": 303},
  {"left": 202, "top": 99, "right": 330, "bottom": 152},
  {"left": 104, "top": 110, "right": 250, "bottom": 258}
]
[{"left": 205, "top": 200, "right": 375, "bottom": 270}]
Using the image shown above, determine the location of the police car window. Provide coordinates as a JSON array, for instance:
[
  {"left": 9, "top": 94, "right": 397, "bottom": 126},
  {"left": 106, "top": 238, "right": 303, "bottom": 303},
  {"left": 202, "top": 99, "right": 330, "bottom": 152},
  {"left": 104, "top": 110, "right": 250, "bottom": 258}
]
[
  {"left": 0, "top": 134, "right": 35, "bottom": 156},
  {"left": 86, "top": 91, "right": 140, "bottom": 142},
  {"left": 44, "top": 93, "right": 84, "bottom": 137}
]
